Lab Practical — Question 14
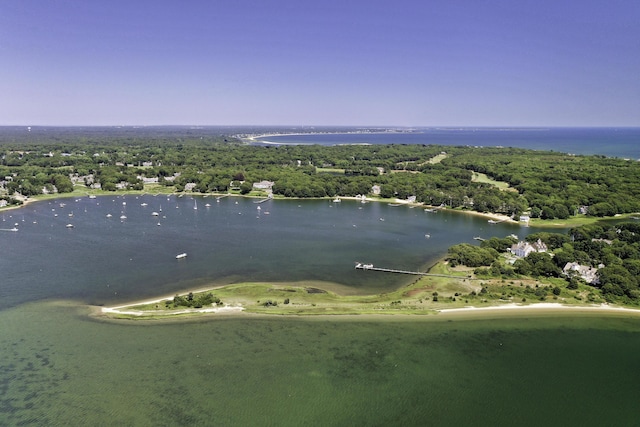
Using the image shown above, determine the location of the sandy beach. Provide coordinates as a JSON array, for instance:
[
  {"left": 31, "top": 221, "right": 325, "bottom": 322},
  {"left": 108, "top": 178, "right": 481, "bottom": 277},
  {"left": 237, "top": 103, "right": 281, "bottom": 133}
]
[{"left": 439, "top": 302, "right": 640, "bottom": 316}]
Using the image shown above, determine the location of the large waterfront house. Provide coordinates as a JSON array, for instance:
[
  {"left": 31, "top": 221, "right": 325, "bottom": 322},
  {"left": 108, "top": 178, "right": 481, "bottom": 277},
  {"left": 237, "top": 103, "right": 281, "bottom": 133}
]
[
  {"left": 563, "top": 262, "right": 601, "bottom": 285},
  {"left": 510, "top": 239, "right": 548, "bottom": 258}
]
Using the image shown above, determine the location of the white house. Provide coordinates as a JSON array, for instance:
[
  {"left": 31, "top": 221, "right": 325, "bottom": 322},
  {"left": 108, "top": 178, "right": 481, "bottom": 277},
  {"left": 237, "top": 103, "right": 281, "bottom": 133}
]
[
  {"left": 563, "top": 262, "right": 601, "bottom": 285},
  {"left": 510, "top": 239, "right": 548, "bottom": 258},
  {"left": 252, "top": 180, "right": 274, "bottom": 191}
]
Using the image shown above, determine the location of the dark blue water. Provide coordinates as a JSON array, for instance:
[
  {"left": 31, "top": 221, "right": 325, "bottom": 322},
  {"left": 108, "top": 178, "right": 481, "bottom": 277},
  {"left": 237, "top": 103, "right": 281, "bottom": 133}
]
[
  {"left": 0, "top": 195, "right": 546, "bottom": 311},
  {"left": 256, "top": 127, "right": 640, "bottom": 159}
]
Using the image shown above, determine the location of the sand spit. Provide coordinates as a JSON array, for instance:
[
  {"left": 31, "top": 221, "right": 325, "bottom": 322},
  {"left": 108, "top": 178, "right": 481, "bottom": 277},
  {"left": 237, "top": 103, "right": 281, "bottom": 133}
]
[{"left": 439, "top": 303, "right": 640, "bottom": 315}]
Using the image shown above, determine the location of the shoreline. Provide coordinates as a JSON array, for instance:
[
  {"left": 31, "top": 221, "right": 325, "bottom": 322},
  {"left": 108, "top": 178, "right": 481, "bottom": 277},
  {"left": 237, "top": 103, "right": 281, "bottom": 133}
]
[
  {"left": 438, "top": 302, "right": 640, "bottom": 315},
  {"left": 5, "top": 186, "right": 634, "bottom": 229},
  {"left": 98, "top": 296, "right": 640, "bottom": 320}
]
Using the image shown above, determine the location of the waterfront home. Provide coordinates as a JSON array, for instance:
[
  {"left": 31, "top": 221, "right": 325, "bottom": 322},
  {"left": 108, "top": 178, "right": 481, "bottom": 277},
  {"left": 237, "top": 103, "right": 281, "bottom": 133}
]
[
  {"left": 563, "top": 262, "right": 601, "bottom": 285},
  {"left": 510, "top": 239, "right": 548, "bottom": 258},
  {"left": 252, "top": 180, "right": 275, "bottom": 191}
]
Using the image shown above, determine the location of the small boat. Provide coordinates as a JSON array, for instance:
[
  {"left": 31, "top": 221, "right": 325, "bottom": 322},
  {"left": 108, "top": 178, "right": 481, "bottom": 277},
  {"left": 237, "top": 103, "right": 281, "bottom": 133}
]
[
  {"left": 176, "top": 253, "right": 187, "bottom": 259},
  {"left": 151, "top": 212, "right": 159, "bottom": 216},
  {"left": 88, "top": 195, "right": 96, "bottom": 199},
  {"left": 488, "top": 219, "right": 497, "bottom": 224},
  {"left": 388, "top": 203, "right": 402, "bottom": 207},
  {"left": 66, "top": 224, "right": 74, "bottom": 228},
  {"left": 120, "top": 215, "right": 127, "bottom": 219},
  {"left": 141, "top": 203, "right": 148, "bottom": 207},
  {"left": 194, "top": 200, "right": 198, "bottom": 210},
  {"left": 333, "top": 197, "right": 341, "bottom": 203},
  {"left": 205, "top": 203, "right": 211, "bottom": 207},
  {"left": 106, "top": 214, "right": 113, "bottom": 218}
]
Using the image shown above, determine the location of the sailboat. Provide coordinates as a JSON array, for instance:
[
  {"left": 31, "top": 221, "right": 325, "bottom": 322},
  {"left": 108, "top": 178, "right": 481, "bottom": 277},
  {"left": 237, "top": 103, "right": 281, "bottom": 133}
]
[{"left": 194, "top": 199, "right": 198, "bottom": 210}]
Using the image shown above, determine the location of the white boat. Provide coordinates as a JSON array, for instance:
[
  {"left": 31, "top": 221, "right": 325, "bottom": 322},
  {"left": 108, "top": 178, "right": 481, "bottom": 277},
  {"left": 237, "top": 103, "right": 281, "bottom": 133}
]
[
  {"left": 120, "top": 215, "right": 127, "bottom": 219},
  {"left": 106, "top": 214, "right": 113, "bottom": 218},
  {"left": 141, "top": 203, "right": 148, "bottom": 207},
  {"left": 151, "top": 212, "right": 159, "bottom": 216},
  {"left": 66, "top": 224, "right": 74, "bottom": 228},
  {"left": 194, "top": 200, "right": 197, "bottom": 210},
  {"left": 88, "top": 195, "right": 96, "bottom": 199},
  {"left": 176, "top": 253, "right": 187, "bottom": 259},
  {"left": 205, "top": 203, "right": 211, "bottom": 207},
  {"left": 333, "top": 197, "right": 341, "bottom": 203}
]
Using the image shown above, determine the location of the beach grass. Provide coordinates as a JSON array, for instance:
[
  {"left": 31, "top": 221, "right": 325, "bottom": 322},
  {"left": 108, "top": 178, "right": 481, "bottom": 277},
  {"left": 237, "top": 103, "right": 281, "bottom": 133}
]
[{"left": 100, "top": 258, "right": 640, "bottom": 320}]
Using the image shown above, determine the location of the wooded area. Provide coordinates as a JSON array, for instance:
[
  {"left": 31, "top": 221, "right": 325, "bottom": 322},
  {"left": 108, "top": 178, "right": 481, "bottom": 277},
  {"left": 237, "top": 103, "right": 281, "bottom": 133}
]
[
  {"left": 1, "top": 133, "right": 639, "bottom": 221},
  {"left": 447, "top": 222, "right": 640, "bottom": 305}
]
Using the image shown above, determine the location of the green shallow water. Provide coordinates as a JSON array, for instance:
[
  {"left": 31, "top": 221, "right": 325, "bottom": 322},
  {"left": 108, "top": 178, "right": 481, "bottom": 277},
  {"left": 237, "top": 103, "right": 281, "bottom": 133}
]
[{"left": 2, "top": 301, "right": 639, "bottom": 426}]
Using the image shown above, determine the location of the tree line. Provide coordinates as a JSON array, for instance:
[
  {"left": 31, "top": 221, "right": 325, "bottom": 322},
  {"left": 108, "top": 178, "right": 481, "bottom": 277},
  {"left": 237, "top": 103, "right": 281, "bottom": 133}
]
[
  {"left": 1, "top": 135, "right": 639, "bottom": 220},
  {"left": 447, "top": 222, "right": 640, "bottom": 305}
]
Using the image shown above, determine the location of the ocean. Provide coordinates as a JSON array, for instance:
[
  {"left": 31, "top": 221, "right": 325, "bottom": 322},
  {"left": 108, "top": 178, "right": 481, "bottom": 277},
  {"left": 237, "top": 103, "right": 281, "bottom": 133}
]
[{"left": 255, "top": 127, "right": 640, "bottom": 159}]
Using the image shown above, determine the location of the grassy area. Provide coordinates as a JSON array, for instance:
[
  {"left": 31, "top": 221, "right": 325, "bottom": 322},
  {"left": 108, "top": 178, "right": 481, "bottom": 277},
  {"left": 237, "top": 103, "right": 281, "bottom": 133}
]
[
  {"left": 101, "top": 258, "right": 625, "bottom": 320},
  {"left": 471, "top": 172, "right": 516, "bottom": 191},
  {"left": 528, "top": 213, "right": 640, "bottom": 228},
  {"left": 316, "top": 167, "right": 346, "bottom": 174},
  {"left": 424, "top": 153, "right": 448, "bottom": 164}
]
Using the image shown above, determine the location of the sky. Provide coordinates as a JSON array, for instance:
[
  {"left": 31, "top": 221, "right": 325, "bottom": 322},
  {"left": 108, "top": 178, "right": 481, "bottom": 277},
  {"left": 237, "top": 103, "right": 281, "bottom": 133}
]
[{"left": 1, "top": 0, "right": 639, "bottom": 127}]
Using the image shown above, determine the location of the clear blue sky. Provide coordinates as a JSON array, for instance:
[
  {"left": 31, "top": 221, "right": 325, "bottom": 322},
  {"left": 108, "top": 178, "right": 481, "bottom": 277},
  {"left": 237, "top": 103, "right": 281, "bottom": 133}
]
[{"left": 1, "top": 0, "right": 638, "bottom": 126}]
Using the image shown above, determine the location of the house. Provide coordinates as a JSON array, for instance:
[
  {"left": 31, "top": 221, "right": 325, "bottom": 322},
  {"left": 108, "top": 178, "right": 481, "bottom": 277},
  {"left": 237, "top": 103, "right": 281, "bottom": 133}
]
[
  {"left": 510, "top": 239, "right": 548, "bottom": 258},
  {"left": 371, "top": 185, "right": 381, "bottom": 195},
  {"left": 563, "top": 262, "right": 601, "bottom": 284},
  {"left": 252, "top": 180, "right": 274, "bottom": 191}
]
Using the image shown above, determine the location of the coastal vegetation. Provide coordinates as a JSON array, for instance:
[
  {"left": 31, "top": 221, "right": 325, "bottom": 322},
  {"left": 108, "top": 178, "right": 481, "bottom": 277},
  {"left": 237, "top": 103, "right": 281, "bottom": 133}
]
[
  {"left": 2, "top": 132, "right": 640, "bottom": 227},
  {"left": 102, "top": 220, "right": 640, "bottom": 319},
  {"left": 3, "top": 129, "right": 640, "bottom": 317},
  {"left": 450, "top": 222, "right": 640, "bottom": 305}
]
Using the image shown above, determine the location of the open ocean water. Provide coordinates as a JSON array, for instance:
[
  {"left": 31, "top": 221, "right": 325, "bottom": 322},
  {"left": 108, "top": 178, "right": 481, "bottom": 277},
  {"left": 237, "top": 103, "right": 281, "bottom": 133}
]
[
  {"left": 2, "top": 127, "right": 640, "bottom": 425},
  {"left": 256, "top": 127, "right": 640, "bottom": 159}
]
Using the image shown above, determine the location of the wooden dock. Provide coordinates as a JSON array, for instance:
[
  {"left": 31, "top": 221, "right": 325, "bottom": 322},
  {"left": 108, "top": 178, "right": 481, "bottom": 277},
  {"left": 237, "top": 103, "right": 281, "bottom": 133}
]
[
  {"left": 254, "top": 198, "right": 271, "bottom": 204},
  {"left": 354, "top": 263, "right": 466, "bottom": 279}
]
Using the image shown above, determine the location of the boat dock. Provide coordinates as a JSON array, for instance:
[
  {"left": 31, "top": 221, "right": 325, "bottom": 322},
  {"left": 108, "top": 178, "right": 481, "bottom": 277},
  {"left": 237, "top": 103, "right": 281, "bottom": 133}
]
[
  {"left": 488, "top": 218, "right": 508, "bottom": 224},
  {"left": 254, "top": 198, "right": 271, "bottom": 204},
  {"left": 354, "top": 263, "right": 466, "bottom": 279}
]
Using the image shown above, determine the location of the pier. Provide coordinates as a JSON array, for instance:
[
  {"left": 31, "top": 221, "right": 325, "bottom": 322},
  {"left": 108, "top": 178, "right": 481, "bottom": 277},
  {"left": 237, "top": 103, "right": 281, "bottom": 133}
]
[
  {"left": 354, "top": 263, "right": 467, "bottom": 279},
  {"left": 488, "top": 218, "right": 508, "bottom": 224},
  {"left": 254, "top": 198, "right": 271, "bottom": 204}
]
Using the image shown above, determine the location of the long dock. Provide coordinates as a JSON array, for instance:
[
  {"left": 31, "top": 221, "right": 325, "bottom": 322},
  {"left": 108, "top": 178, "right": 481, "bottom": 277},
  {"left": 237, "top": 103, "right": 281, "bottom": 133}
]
[
  {"left": 254, "top": 198, "right": 271, "bottom": 204},
  {"left": 354, "top": 263, "right": 467, "bottom": 279}
]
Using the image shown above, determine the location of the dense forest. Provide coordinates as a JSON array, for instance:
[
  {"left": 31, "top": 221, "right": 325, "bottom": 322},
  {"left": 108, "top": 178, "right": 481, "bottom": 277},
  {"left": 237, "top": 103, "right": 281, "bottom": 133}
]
[
  {"left": 1, "top": 129, "right": 640, "bottom": 221},
  {"left": 447, "top": 222, "right": 640, "bottom": 306}
]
